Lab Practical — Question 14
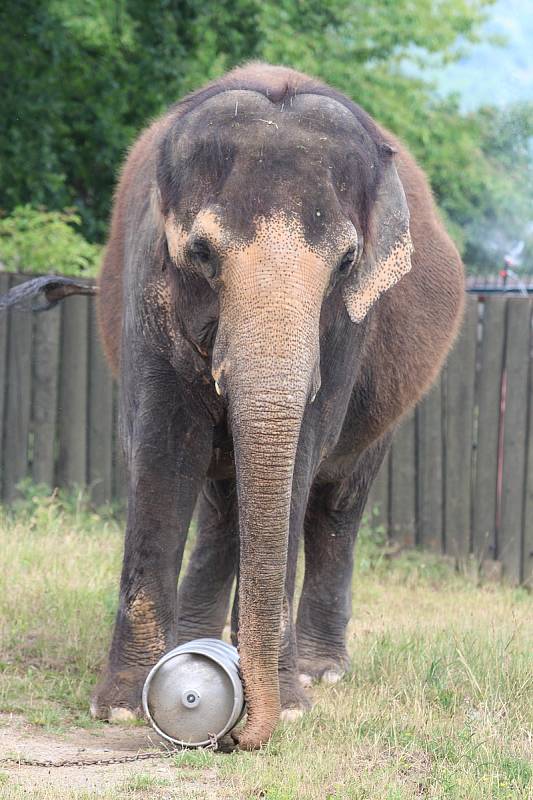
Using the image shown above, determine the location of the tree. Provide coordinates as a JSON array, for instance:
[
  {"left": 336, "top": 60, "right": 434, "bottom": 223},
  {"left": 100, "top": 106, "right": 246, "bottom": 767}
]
[
  {"left": 463, "top": 102, "right": 533, "bottom": 272},
  {"left": 0, "top": 0, "right": 259, "bottom": 239},
  {"left": 3, "top": 0, "right": 530, "bottom": 274}
]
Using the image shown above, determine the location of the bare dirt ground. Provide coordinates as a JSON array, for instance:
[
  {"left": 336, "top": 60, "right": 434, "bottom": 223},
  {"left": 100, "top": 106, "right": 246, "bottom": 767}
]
[{"left": 0, "top": 713, "right": 219, "bottom": 797}]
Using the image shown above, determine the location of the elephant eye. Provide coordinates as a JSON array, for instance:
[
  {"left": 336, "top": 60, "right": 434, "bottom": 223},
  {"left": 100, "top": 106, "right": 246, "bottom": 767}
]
[
  {"left": 187, "top": 237, "right": 218, "bottom": 279},
  {"left": 337, "top": 247, "right": 356, "bottom": 275}
]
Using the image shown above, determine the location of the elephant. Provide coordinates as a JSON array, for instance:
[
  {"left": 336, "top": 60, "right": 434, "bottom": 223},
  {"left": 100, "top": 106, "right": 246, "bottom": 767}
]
[{"left": 2, "top": 63, "right": 464, "bottom": 749}]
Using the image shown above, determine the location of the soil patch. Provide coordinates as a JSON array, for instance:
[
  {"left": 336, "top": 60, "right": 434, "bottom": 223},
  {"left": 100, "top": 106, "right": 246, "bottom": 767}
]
[{"left": 0, "top": 713, "right": 220, "bottom": 797}]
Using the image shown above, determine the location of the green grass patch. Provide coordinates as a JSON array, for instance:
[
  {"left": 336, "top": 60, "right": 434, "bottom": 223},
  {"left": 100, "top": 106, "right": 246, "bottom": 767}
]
[
  {"left": 0, "top": 487, "right": 531, "bottom": 798},
  {"left": 120, "top": 773, "right": 172, "bottom": 792}
]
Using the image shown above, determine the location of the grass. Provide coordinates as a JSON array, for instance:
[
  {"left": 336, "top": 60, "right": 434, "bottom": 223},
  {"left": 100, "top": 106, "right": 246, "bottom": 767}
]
[
  {"left": 120, "top": 774, "right": 172, "bottom": 792},
  {"left": 0, "top": 484, "right": 122, "bottom": 731},
  {"left": 0, "top": 485, "right": 532, "bottom": 799}
]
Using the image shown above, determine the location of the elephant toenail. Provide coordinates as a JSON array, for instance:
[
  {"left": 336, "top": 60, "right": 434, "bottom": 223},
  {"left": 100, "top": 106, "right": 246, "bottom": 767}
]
[
  {"left": 109, "top": 707, "right": 137, "bottom": 724},
  {"left": 322, "top": 669, "right": 343, "bottom": 685},
  {"left": 280, "top": 708, "right": 305, "bottom": 723}
]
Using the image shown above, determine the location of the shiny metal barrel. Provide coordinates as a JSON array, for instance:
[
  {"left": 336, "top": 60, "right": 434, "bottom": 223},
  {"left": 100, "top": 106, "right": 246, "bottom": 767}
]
[{"left": 142, "top": 638, "right": 245, "bottom": 747}]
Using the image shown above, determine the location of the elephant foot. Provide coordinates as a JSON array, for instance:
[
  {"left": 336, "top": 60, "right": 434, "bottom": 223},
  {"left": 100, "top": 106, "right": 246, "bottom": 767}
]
[
  {"left": 279, "top": 671, "right": 312, "bottom": 721},
  {"left": 90, "top": 665, "right": 147, "bottom": 723},
  {"left": 232, "top": 718, "right": 278, "bottom": 751},
  {"left": 297, "top": 652, "right": 350, "bottom": 687}
]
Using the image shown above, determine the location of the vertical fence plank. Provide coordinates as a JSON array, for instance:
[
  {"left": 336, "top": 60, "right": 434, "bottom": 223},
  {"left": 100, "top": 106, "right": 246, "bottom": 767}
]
[
  {"left": 0, "top": 273, "right": 10, "bottom": 498},
  {"left": 31, "top": 306, "right": 61, "bottom": 486},
  {"left": 112, "top": 385, "right": 127, "bottom": 507},
  {"left": 2, "top": 276, "right": 33, "bottom": 501},
  {"left": 444, "top": 295, "right": 478, "bottom": 559},
  {"left": 87, "top": 303, "right": 114, "bottom": 505},
  {"left": 416, "top": 377, "right": 443, "bottom": 552},
  {"left": 1, "top": 277, "right": 531, "bottom": 586},
  {"left": 366, "top": 450, "right": 390, "bottom": 536},
  {"left": 499, "top": 298, "right": 531, "bottom": 583},
  {"left": 523, "top": 315, "right": 533, "bottom": 587},
  {"left": 472, "top": 296, "right": 506, "bottom": 563},
  {"left": 56, "top": 296, "right": 89, "bottom": 488},
  {"left": 389, "top": 411, "right": 416, "bottom": 547},
  {"left": 87, "top": 305, "right": 113, "bottom": 504}
]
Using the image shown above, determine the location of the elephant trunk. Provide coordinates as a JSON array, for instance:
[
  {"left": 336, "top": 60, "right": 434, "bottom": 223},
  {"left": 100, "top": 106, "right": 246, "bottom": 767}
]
[
  {"left": 230, "top": 390, "right": 304, "bottom": 747},
  {"left": 217, "top": 289, "right": 320, "bottom": 750}
]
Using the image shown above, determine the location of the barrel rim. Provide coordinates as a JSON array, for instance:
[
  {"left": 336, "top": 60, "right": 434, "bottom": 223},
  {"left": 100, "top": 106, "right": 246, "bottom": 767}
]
[{"left": 142, "top": 638, "right": 245, "bottom": 747}]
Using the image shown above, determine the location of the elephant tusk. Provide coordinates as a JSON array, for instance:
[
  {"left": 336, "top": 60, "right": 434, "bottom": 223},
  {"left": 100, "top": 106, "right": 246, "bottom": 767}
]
[{"left": 214, "top": 380, "right": 221, "bottom": 396}]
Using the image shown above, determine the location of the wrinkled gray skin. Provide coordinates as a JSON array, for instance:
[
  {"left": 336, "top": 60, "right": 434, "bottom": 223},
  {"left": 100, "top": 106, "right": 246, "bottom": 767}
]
[{"left": 92, "top": 65, "right": 464, "bottom": 750}]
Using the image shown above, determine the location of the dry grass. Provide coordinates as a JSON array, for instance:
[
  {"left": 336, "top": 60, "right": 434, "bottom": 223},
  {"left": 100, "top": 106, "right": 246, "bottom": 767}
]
[{"left": 0, "top": 485, "right": 531, "bottom": 799}]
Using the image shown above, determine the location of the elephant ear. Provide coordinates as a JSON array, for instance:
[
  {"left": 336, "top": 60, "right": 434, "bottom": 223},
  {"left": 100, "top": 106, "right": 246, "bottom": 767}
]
[{"left": 343, "top": 155, "right": 413, "bottom": 323}]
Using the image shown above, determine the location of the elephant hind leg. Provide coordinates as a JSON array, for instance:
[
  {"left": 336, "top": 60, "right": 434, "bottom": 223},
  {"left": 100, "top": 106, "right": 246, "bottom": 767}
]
[
  {"left": 177, "top": 478, "right": 238, "bottom": 644},
  {"left": 296, "top": 434, "right": 392, "bottom": 684}
]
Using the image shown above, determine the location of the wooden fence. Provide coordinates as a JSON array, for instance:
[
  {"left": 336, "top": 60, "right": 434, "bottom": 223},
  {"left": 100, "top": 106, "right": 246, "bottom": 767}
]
[
  {"left": 367, "top": 294, "right": 533, "bottom": 585},
  {"left": 0, "top": 274, "right": 125, "bottom": 508},
  {"left": 0, "top": 273, "right": 532, "bottom": 584}
]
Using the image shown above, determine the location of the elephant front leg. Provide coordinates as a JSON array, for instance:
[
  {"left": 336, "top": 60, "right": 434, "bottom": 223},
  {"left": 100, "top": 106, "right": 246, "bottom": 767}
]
[
  {"left": 297, "top": 440, "right": 390, "bottom": 686},
  {"left": 91, "top": 376, "right": 212, "bottom": 722}
]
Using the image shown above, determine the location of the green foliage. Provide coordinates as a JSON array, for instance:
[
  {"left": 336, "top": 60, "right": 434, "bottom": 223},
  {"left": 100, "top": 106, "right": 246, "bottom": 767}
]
[
  {"left": 463, "top": 102, "right": 533, "bottom": 272},
  {"left": 0, "top": 0, "right": 259, "bottom": 242},
  {"left": 255, "top": 0, "right": 532, "bottom": 272},
  {"left": 0, "top": 206, "right": 101, "bottom": 276},
  {"left": 0, "top": 0, "right": 529, "bottom": 274}
]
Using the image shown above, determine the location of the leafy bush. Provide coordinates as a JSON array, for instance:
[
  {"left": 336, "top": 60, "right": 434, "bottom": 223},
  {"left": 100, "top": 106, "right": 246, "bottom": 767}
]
[
  {"left": 0, "top": 205, "right": 101, "bottom": 277},
  {"left": 1, "top": 1, "right": 530, "bottom": 274},
  {"left": 5, "top": 479, "right": 121, "bottom": 527}
]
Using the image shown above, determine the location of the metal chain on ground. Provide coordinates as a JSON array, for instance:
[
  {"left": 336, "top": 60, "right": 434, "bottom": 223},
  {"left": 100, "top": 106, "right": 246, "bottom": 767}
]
[
  {"left": 0, "top": 732, "right": 222, "bottom": 768},
  {"left": 0, "top": 749, "right": 176, "bottom": 768}
]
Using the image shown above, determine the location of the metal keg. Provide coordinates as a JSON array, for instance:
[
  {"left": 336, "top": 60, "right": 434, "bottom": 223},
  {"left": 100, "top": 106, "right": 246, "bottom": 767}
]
[{"left": 142, "top": 638, "right": 245, "bottom": 747}]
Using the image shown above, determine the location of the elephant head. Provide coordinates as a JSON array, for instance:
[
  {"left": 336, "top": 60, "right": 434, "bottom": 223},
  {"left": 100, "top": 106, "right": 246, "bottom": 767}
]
[{"left": 157, "top": 78, "right": 413, "bottom": 748}]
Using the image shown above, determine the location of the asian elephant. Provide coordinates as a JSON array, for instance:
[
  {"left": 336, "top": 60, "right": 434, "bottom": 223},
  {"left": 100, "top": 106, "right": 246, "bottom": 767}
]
[{"left": 10, "top": 63, "right": 463, "bottom": 749}]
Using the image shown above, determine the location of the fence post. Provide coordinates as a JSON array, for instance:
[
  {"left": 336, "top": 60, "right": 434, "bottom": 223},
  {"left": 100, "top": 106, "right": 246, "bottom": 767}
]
[
  {"left": 389, "top": 411, "right": 416, "bottom": 547},
  {"left": 56, "top": 295, "right": 89, "bottom": 488},
  {"left": 472, "top": 296, "right": 506, "bottom": 565},
  {"left": 32, "top": 306, "right": 61, "bottom": 486},
  {"left": 0, "top": 273, "right": 10, "bottom": 498},
  {"left": 443, "top": 295, "right": 478, "bottom": 560},
  {"left": 523, "top": 317, "right": 533, "bottom": 587},
  {"left": 366, "top": 449, "right": 390, "bottom": 537},
  {"left": 2, "top": 275, "right": 33, "bottom": 502},
  {"left": 112, "top": 385, "right": 127, "bottom": 507},
  {"left": 87, "top": 303, "right": 114, "bottom": 506},
  {"left": 499, "top": 298, "right": 531, "bottom": 583},
  {"left": 416, "top": 377, "right": 444, "bottom": 552}
]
